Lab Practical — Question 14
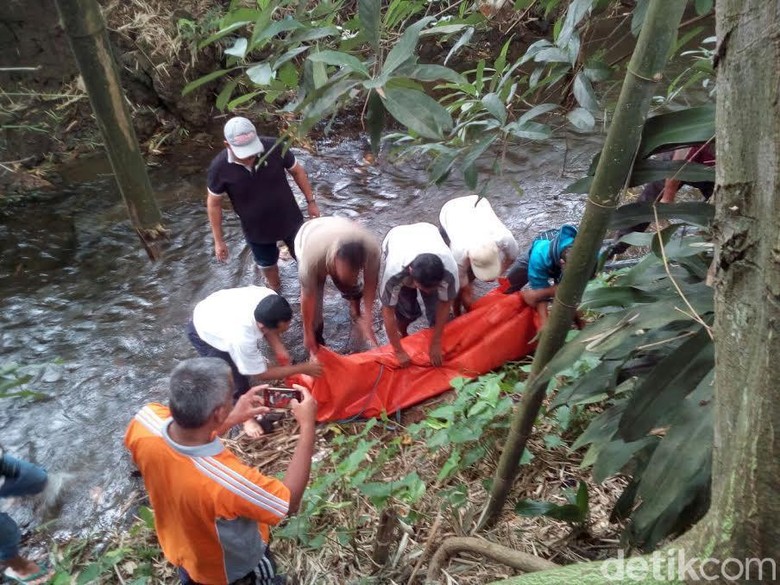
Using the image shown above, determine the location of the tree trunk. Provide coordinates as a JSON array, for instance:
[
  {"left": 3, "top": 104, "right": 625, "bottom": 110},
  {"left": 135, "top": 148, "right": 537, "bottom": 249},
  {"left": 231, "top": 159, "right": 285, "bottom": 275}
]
[
  {"left": 55, "top": 0, "right": 167, "bottom": 259},
  {"left": 687, "top": 0, "right": 780, "bottom": 563},
  {"left": 479, "top": 0, "right": 687, "bottom": 528},
  {"left": 486, "top": 0, "right": 780, "bottom": 582}
]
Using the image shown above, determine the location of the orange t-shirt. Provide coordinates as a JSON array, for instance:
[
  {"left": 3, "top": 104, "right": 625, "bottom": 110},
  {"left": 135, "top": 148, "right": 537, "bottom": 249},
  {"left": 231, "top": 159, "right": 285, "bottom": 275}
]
[{"left": 124, "top": 404, "right": 290, "bottom": 584}]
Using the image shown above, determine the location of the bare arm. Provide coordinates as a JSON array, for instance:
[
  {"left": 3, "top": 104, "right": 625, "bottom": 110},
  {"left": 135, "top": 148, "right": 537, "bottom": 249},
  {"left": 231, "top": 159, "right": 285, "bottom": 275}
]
[
  {"left": 521, "top": 286, "right": 557, "bottom": 307},
  {"left": 382, "top": 305, "right": 410, "bottom": 367},
  {"left": 300, "top": 286, "right": 320, "bottom": 355},
  {"left": 660, "top": 148, "right": 688, "bottom": 203},
  {"left": 256, "top": 362, "right": 323, "bottom": 381},
  {"left": 207, "top": 194, "right": 228, "bottom": 261},
  {"left": 283, "top": 386, "right": 317, "bottom": 513},
  {"left": 262, "top": 328, "right": 290, "bottom": 366},
  {"left": 360, "top": 261, "right": 379, "bottom": 347},
  {"left": 288, "top": 164, "right": 320, "bottom": 218},
  {"left": 429, "top": 300, "right": 451, "bottom": 366}
]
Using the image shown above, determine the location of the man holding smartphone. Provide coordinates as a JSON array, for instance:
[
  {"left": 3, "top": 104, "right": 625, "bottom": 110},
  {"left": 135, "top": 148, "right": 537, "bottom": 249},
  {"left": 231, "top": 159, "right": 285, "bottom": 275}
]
[
  {"left": 187, "top": 286, "right": 323, "bottom": 438},
  {"left": 125, "top": 358, "right": 317, "bottom": 585}
]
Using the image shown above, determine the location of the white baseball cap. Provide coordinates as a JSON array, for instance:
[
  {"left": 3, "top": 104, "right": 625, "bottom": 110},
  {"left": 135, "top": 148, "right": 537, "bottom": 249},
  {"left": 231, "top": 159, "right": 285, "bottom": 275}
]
[
  {"left": 470, "top": 240, "right": 502, "bottom": 281},
  {"left": 223, "top": 117, "right": 263, "bottom": 158}
]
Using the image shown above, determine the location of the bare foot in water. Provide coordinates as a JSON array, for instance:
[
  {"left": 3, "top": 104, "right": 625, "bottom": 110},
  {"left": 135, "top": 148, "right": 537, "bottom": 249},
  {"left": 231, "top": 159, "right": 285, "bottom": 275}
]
[{"left": 243, "top": 417, "right": 265, "bottom": 439}]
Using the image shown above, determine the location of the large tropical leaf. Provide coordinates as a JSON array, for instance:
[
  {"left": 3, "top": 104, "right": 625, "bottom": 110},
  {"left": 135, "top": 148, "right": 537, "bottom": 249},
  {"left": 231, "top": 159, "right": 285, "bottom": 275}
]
[
  {"left": 308, "top": 50, "right": 370, "bottom": 77},
  {"left": 565, "top": 159, "right": 714, "bottom": 193},
  {"left": 359, "top": 0, "right": 381, "bottom": 52},
  {"left": 631, "top": 374, "right": 713, "bottom": 549},
  {"left": 382, "top": 17, "right": 434, "bottom": 76},
  {"left": 381, "top": 86, "right": 452, "bottom": 139},
  {"left": 365, "top": 90, "right": 385, "bottom": 155},
  {"left": 637, "top": 105, "right": 715, "bottom": 158},
  {"left": 608, "top": 201, "right": 714, "bottom": 230},
  {"left": 618, "top": 326, "right": 714, "bottom": 442}
]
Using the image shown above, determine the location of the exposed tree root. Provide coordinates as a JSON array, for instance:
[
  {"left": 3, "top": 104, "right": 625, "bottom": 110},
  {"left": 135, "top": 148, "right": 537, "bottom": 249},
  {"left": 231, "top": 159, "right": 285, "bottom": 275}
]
[{"left": 425, "top": 537, "right": 558, "bottom": 584}]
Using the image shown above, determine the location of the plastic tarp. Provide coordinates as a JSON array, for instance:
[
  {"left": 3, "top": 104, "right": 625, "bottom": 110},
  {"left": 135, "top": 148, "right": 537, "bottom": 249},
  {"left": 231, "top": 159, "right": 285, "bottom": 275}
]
[{"left": 289, "top": 287, "right": 539, "bottom": 422}]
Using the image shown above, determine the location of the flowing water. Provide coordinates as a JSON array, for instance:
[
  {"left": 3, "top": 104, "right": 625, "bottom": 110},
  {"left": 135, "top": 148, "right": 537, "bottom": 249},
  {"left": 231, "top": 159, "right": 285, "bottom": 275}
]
[{"left": 0, "top": 133, "right": 602, "bottom": 534}]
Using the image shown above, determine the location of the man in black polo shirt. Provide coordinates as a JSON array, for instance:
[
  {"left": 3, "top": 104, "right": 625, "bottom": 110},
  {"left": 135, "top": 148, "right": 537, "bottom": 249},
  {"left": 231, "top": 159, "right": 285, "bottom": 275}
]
[{"left": 207, "top": 117, "right": 320, "bottom": 291}]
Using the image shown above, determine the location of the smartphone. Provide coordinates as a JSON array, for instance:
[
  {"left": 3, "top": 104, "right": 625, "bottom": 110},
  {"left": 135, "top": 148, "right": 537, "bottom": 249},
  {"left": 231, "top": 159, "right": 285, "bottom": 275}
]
[{"left": 263, "top": 387, "right": 303, "bottom": 409}]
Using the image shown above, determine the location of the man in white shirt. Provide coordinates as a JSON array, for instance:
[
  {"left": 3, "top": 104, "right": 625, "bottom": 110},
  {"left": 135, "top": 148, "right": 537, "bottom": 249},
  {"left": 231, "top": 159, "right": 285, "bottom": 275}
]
[
  {"left": 186, "top": 286, "right": 322, "bottom": 437},
  {"left": 379, "top": 223, "right": 459, "bottom": 368},
  {"left": 439, "top": 195, "right": 519, "bottom": 314}
]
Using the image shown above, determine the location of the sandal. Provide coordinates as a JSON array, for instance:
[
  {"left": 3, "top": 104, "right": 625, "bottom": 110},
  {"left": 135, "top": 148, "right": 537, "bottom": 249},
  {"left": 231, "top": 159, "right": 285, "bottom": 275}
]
[{"left": 4, "top": 561, "right": 54, "bottom": 585}]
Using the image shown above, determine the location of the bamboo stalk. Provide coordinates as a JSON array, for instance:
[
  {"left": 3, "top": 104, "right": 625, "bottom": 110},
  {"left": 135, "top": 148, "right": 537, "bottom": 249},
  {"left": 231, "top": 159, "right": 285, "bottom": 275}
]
[
  {"left": 479, "top": 0, "right": 688, "bottom": 529},
  {"left": 55, "top": 0, "right": 167, "bottom": 260}
]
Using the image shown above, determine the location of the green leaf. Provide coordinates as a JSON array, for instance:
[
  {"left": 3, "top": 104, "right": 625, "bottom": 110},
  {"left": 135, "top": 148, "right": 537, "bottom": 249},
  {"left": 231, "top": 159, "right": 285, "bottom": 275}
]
[
  {"left": 637, "top": 105, "right": 715, "bottom": 158},
  {"left": 273, "top": 46, "right": 310, "bottom": 70},
  {"left": 445, "top": 27, "right": 475, "bottom": 66},
  {"left": 534, "top": 47, "right": 570, "bottom": 63},
  {"left": 552, "top": 359, "right": 622, "bottom": 408},
  {"left": 253, "top": 17, "right": 304, "bottom": 45},
  {"left": 138, "top": 506, "right": 155, "bottom": 530},
  {"left": 694, "top": 0, "right": 713, "bottom": 15},
  {"left": 565, "top": 159, "right": 714, "bottom": 194},
  {"left": 420, "top": 24, "right": 469, "bottom": 36},
  {"left": 430, "top": 150, "right": 458, "bottom": 184},
  {"left": 277, "top": 62, "right": 300, "bottom": 87},
  {"left": 182, "top": 69, "right": 236, "bottom": 96},
  {"left": 631, "top": 376, "right": 713, "bottom": 549},
  {"left": 518, "top": 103, "right": 558, "bottom": 125},
  {"left": 382, "top": 17, "right": 435, "bottom": 76},
  {"left": 288, "top": 26, "right": 339, "bottom": 43},
  {"left": 573, "top": 72, "right": 599, "bottom": 111},
  {"left": 199, "top": 22, "right": 253, "bottom": 49},
  {"left": 246, "top": 63, "right": 274, "bottom": 86},
  {"left": 216, "top": 79, "right": 238, "bottom": 111},
  {"left": 365, "top": 90, "right": 385, "bottom": 155},
  {"left": 592, "top": 437, "right": 658, "bottom": 483},
  {"left": 381, "top": 86, "right": 453, "bottom": 139},
  {"left": 405, "top": 64, "right": 466, "bottom": 85},
  {"left": 227, "top": 90, "right": 261, "bottom": 110},
  {"left": 461, "top": 135, "right": 498, "bottom": 190},
  {"left": 515, "top": 500, "right": 586, "bottom": 523},
  {"left": 481, "top": 93, "right": 507, "bottom": 124},
  {"left": 619, "top": 328, "right": 714, "bottom": 442},
  {"left": 557, "top": 0, "right": 593, "bottom": 46},
  {"left": 504, "top": 120, "right": 551, "bottom": 140},
  {"left": 308, "top": 50, "right": 370, "bottom": 77},
  {"left": 608, "top": 202, "right": 715, "bottom": 230},
  {"left": 631, "top": 0, "right": 649, "bottom": 36},
  {"left": 437, "top": 450, "right": 462, "bottom": 481},
  {"left": 567, "top": 107, "right": 595, "bottom": 131}
]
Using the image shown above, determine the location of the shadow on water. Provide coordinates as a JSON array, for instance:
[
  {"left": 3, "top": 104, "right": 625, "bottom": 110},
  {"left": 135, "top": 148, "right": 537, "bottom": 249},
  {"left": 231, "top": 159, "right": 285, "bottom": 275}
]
[{"left": 0, "top": 133, "right": 601, "bottom": 535}]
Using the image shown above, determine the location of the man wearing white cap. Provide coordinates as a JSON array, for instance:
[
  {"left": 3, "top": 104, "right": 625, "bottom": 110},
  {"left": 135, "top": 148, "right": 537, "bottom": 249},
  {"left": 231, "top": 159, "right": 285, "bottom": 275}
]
[
  {"left": 439, "top": 195, "right": 519, "bottom": 314},
  {"left": 207, "top": 117, "right": 320, "bottom": 290}
]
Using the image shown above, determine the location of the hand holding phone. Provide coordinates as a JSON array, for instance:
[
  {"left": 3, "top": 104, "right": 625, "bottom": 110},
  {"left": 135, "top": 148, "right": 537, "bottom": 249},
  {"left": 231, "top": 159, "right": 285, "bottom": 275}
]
[{"left": 264, "top": 387, "right": 303, "bottom": 409}]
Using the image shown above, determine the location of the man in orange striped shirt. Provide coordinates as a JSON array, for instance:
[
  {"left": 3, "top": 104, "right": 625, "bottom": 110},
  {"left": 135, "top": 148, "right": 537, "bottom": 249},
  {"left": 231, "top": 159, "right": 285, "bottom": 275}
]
[{"left": 125, "top": 358, "right": 316, "bottom": 584}]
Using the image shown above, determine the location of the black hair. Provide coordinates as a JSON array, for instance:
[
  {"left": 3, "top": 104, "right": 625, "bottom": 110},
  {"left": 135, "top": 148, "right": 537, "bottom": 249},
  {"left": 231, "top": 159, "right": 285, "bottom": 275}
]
[
  {"left": 254, "top": 294, "right": 293, "bottom": 329},
  {"left": 409, "top": 253, "right": 444, "bottom": 288},
  {"left": 335, "top": 240, "right": 367, "bottom": 270}
]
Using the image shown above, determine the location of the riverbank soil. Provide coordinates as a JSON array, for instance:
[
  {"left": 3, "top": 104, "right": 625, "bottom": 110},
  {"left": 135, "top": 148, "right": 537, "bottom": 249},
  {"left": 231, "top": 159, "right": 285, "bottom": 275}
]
[{"left": 0, "top": 0, "right": 222, "bottom": 197}]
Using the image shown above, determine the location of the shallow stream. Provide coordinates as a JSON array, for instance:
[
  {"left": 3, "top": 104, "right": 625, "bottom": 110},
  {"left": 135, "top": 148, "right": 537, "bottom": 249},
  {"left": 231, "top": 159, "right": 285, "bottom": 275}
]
[{"left": 0, "top": 133, "right": 601, "bottom": 535}]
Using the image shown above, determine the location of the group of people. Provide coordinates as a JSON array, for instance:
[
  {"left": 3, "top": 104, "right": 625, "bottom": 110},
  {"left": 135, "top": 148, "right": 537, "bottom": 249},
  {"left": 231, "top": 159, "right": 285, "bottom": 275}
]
[
  {"left": 123, "top": 117, "right": 581, "bottom": 585},
  {"left": 19, "top": 121, "right": 717, "bottom": 585},
  {"left": 3, "top": 115, "right": 714, "bottom": 585}
]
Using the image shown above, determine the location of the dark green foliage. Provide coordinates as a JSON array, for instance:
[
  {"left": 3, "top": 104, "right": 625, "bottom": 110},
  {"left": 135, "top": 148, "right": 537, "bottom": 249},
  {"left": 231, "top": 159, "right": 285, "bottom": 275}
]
[{"left": 549, "top": 212, "right": 715, "bottom": 550}]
